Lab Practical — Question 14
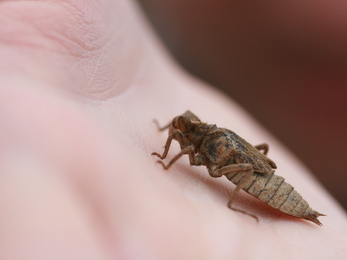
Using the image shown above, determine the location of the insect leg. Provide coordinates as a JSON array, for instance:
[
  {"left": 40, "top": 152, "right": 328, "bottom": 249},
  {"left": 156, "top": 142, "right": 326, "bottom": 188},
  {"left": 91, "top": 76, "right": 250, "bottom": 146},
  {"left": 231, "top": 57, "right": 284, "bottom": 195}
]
[
  {"left": 211, "top": 164, "right": 258, "bottom": 221},
  {"left": 152, "top": 129, "right": 186, "bottom": 160},
  {"left": 156, "top": 145, "right": 204, "bottom": 170},
  {"left": 254, "top": 143, "right": 277, "bottom": 168},
  {"left": 153, "top": 119, "right": 171, "bottom": 131},
  {"left": 254, "top": 143, "right": 269, "bottom": 155}
]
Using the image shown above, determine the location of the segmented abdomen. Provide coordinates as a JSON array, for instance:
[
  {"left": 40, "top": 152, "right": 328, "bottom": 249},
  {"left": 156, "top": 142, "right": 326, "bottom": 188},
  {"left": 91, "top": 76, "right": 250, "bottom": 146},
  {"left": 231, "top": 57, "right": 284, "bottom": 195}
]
[{"left": 226, "top": 171, "right": 324, "bottom": 225}]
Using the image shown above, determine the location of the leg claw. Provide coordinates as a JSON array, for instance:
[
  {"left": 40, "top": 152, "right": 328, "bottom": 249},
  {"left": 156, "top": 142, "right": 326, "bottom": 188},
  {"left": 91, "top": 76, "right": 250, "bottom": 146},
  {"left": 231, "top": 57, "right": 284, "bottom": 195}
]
[
  {"left": 151, "top": 152, "right": 161, "bottom": 158},
  {"left": 156, "top": 160, "right": 168, "bottom": 169}
]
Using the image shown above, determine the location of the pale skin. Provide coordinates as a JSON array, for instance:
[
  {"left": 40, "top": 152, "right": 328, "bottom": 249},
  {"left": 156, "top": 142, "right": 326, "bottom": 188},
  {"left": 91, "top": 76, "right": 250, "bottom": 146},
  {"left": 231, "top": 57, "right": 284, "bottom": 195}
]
[{"left": 0, "top": 0, "right": 347, "bottom": 259}]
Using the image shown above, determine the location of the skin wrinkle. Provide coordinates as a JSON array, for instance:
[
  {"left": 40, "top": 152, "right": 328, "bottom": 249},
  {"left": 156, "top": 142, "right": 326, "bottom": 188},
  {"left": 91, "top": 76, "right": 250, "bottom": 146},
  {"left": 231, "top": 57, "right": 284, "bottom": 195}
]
[
  {"left": 0, "top": 0, "right": 146, "bottom": 100},
  {"left": 0, "top": 2, "right": 81, "bottom": 54}
]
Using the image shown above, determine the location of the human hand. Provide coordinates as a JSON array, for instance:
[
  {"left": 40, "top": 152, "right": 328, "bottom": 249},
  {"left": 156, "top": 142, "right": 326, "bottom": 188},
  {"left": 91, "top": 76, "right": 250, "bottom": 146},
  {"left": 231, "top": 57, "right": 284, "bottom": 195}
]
[{"left": 0, "top": 1, "right": 346, "bottom": 259}]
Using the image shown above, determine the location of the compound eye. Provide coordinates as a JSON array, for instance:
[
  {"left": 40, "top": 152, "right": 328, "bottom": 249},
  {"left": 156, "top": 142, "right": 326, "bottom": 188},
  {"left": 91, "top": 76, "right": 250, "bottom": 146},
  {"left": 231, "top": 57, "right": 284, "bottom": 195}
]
[
  {"left": 171, "top": 116, "right": 187, "bottom": 132},
  {"left": 178, "top": 116, "right": 192, "bottom": 133},
  {"left": 177, "top": 116, "right": 188, "bottom": 132},
  {"left": 171, "top": 118, "right": 178, "bottom": 129}
]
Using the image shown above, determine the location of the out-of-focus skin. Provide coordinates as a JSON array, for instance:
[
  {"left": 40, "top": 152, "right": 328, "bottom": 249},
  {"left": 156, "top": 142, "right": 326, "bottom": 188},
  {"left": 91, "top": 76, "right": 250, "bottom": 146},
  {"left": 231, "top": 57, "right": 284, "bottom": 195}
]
[
  {"left": 0, "top": 0, "right": 346, "bottom": 259},
  {"left": 139, "top": 1, "right": 347, "bottom": 210}
]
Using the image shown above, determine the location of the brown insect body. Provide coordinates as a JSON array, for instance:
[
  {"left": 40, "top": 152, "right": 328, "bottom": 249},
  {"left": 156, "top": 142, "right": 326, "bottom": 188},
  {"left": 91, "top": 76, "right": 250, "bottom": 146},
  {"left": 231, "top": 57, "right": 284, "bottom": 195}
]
[{"left": 152, "top": 111, "right": 325, "bottom": 225}]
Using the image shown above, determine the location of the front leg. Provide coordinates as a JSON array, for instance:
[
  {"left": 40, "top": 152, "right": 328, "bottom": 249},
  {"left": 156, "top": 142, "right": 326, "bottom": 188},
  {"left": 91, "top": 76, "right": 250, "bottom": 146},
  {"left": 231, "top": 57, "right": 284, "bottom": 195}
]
[
  {"left": 152, "top": 129, "right": 187, "bottom": 160},
  {"left": 155, "top": 145, "right": 205, "bottom": 170},
  {"left": 153, "top": 119, "right": 171, "bottom": 131}
]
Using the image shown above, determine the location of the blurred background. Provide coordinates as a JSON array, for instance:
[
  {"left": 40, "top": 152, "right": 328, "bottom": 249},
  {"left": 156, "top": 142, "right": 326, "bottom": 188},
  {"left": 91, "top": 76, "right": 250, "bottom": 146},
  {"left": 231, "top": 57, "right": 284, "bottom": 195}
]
[{"left": 138, "top": 1, "right": 347, "bottom": 210}]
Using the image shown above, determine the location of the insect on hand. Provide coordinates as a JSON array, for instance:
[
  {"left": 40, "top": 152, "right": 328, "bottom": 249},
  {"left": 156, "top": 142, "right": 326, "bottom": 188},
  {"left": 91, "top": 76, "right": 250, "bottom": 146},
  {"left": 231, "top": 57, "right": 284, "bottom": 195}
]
[{"left": 151, "top": 111, "right": 325, "bottom": 225}]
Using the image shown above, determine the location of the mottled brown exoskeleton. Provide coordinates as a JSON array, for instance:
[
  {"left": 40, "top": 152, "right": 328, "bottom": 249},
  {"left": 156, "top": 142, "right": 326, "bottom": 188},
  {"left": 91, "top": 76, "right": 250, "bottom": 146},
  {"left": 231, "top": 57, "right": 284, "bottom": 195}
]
[{"left": 152, "top": 111, "right": 325, "bottom": 225}]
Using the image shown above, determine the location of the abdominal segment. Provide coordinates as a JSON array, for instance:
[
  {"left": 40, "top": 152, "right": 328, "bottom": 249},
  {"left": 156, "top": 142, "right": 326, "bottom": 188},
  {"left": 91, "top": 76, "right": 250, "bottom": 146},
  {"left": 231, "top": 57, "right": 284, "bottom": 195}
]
[{"left": 225, "top": 171, "right": 323, "bottom": 225}]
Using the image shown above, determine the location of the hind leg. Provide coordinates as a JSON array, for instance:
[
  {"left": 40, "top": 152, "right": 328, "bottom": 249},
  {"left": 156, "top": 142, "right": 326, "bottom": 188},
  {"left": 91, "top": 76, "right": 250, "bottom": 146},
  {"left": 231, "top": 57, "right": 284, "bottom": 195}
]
[{"left": 209, "top": 164, "right": 258, "bottom": 221}]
